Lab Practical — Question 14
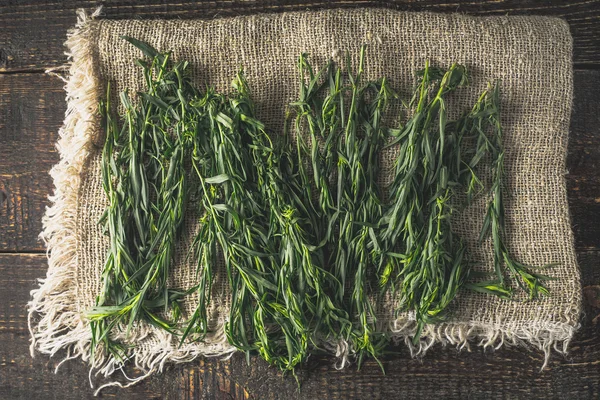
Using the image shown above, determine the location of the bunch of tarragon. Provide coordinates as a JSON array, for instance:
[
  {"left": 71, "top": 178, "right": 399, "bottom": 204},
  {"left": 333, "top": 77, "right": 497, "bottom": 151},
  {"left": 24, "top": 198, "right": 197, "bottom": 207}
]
[{"left": 88, "top": 37, "right": 554, "bottom": 375}]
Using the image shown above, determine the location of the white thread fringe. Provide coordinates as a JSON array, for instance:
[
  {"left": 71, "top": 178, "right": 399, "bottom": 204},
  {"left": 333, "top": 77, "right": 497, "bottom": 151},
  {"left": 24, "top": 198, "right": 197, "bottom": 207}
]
[
  {"left": 389, "top": 317, "right": 578, "bottom": 370},
  {"left": 327, "top": 315, "right": 577, "bottom": 372}
]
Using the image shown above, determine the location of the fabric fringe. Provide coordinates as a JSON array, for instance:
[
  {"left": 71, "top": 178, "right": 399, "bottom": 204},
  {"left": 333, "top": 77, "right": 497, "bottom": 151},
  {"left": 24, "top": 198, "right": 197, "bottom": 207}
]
[
  {"left": 28, "top": 7, "right": 578, "bottom": 396},
  {"left": 389, "top": 318, "right": 578, "bottom": 370},
  {"left": 28, "top": 6, "right": 103, "bottom": 365},
  {"left": 329, "top": 316, "right": 578, "bottom": 372}
]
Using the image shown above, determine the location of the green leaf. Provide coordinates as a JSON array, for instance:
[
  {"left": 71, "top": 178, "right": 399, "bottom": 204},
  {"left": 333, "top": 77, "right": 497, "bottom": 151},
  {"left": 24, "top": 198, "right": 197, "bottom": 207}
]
[
  {"left": 120, "top": 36, "right": 160, "bottom": 59},
  {"left": 205, "top": 174, "right": 230, "bottom": 184}
]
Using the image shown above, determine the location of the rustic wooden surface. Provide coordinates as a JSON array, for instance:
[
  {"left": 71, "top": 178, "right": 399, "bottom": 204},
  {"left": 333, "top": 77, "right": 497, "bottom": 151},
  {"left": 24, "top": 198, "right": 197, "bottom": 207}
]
[{"left": 1, "top": 1, "right": 599, "bottom": 399}]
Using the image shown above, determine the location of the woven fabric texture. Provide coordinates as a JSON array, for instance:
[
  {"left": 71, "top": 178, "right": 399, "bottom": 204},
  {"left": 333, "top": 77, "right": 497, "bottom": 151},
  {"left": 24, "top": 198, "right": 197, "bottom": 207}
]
[{"left": 30, "top": 8, "right": 581, "bottom": 387}]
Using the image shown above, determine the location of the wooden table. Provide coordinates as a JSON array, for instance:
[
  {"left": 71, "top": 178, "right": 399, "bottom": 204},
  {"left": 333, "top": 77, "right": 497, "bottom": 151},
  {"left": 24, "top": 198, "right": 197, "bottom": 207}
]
[{"left": 1, "top": 1, "right": 599, "bottom": 398}]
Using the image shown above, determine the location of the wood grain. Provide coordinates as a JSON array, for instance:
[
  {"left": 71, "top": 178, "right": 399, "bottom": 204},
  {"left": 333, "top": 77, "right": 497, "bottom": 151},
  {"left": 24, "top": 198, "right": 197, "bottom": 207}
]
[
  {"left": 566, "top": 70, "right": 600, "bottom": 251},
  {"left": 0, "top": 73, "right": 63, "bottom": 252},
  {"left": 1, "top": 70, "right": 598, "bottom": 253},
  {"left": 0, "top": 254, "right": 176, "bottom": 400},
  {"left": 0, "top": 0, "right": 599, "bottom": 73},
  {"left": 5, "top": 254, "right": 599, "bottom": 399}
]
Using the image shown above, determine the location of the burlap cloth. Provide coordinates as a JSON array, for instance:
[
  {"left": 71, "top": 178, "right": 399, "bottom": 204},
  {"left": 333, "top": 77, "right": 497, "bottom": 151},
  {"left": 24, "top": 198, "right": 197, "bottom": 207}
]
[{"left": 29, "top": 7, "right": 581, "bottom": 391}]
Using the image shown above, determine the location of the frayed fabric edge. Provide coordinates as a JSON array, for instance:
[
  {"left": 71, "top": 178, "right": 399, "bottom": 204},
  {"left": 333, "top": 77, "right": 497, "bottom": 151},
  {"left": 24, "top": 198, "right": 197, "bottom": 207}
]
[
  {"left": 28, "top": 7, "right": 103, "bottom": 363},
  {"left": 27, "top": 7, "right": 236, "bottom": 396},
  {"left": 330, "top": 317, "right": 578, "bottom": 373},
  {"left": 389, "top": 317, "right": 578, "bottom": 370}
]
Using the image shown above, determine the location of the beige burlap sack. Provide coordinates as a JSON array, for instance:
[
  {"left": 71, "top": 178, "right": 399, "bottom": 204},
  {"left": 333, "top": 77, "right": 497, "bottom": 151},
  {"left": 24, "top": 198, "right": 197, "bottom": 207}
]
[{"left": 29, "top": 7, "right": 581, "bottom": 392}]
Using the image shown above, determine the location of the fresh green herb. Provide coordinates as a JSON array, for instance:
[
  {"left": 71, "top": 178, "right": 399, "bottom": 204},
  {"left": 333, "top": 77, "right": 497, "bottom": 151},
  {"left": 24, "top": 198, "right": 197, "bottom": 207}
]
[
  {"left": 377, "top": 67, "right": 552, "bottom": 340},
  {"left": 375, "top": 62, "right": 473, "bottom": 341},
  {"left": 92, "top": 37, "right": 554, "bottom": 375},
  {"left": 92, "top": 37, "right": 194, "bottom": 360},
  {"left": 469, "top": 83, "right": 554, "bottom": 299},
  {"left": 292, "top": 48, "right": 396, "bottom": 365}
]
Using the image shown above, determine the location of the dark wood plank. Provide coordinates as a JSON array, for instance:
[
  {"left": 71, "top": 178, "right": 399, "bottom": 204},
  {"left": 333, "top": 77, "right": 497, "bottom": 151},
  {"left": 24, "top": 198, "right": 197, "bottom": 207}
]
[
  {"left": 0, "top": 0, "right": 599, "bottom": 73},
  {"left": 0, "top": 73, "right": 63, "bottom": 252},
  {"left": 6, "top": 253, "right": 600, "bottom": 399},
  {"left": 1, "top": 70, "right": 599, "bottom": 252},
  {"left": 566, "top": 70, "right": 600, "bottom": 251},
  {"left": 0, "top": 254, "right": 176, "bottom": 400}
]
